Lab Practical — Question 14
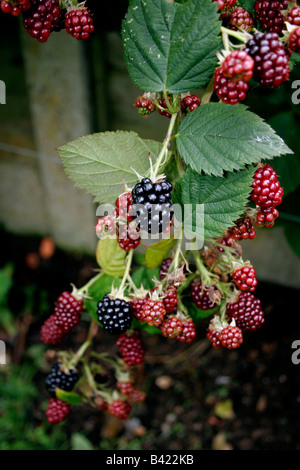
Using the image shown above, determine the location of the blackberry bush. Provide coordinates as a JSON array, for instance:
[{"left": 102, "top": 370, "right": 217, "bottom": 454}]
[{"left": 37, "top": 0, "right": 295, "bottom": 425}]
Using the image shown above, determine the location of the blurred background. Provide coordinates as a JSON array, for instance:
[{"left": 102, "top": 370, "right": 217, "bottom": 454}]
[{"left": 0, "top": 0, "right": 300, "bottom": 450}]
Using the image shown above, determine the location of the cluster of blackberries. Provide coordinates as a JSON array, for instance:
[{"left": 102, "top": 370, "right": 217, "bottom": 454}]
[{"left": 1, "top": 0, "right": 94, "bottom": 43}]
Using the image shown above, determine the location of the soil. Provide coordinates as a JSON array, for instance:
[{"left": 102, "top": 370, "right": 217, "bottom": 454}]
[{"left": 1, "top": 229, "right": 300, "bottom": 451}]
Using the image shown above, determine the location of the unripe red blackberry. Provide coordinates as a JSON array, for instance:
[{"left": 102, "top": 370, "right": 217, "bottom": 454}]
[
  {"left": 140, "top": 299, "right": 166, "bottom": 326},
  {"left": 161, "top": 316, "right": 183, "bottom": 338},
  {"left": 117, "top": 223, "right": 140, "bottom": 251},
  {"left": 206, "top": 328, "right": 223, "bottom": 349},
  {"left": 107, "top": 399, "right": 132, "bottom": 420},
  {"left": 129, "top": 297, "right": 147, "bottom": 321},
  {"left": 163, "top": 286, "right": 178, "bottom": 313},
  {"left": 214, "top": 67, "right": 250, "bottom": 105},
  {"left": 222, "top": 50, "right": 254, "bottom": 82},
  {"left": 289, "top": 27, "right": 300, "bottom": 54},
  {"left": 117, "top": 381, "right": 135, "bottom": 395},
  {"left": 228, "top": 7, "right": 254, "bottom": 32},
  {"left": 65, "top": 7, "right": 94, "bottom": 40},
  {"left": 40, "top": 314, "right": 65, "bottom": 345},
  {"left": 219, "top": 325, "right": 243, "bottom": 349},
  {"left": 176, "top": 319, "right": 196, "bottom": 343},
  {"left": 228, "top": 216, "right": 256, "bottom": 241},
  {"left": 256, "top": 206, "right": 279, "bottom": 228},
  {"left": 116, "top": 331, "right": 145, "bottom": 366},
  {"left": 53, "top": 291, "right": 83, "bottom": 333},
  {"left": 94, "top": 215, "right": 116, "bottom": 237},
  {"left": 115, "top": 192, "right": 134, "bottom": 222},
  {"left": 251, "top": 164, "right": 283, "bottom": 209},
  {"left": 46, "top": 398, "right": 71, "bottom": 424},
  {"left": 23, "top": 0, "right": 60, "bottom": 43},
  {"left": 158, "top": 96, "right": 172, "bottom": 118},
  {"left": 227, "top": 292, "right": 265, "bottom": 330},
  {"left": 134, "top": 96, "right": 155, "bottom": 116},
  {"left": 286, "top": 6, "right": 300, "bottom": 26},
  {"left": 180, "top": 95, "right": 201, "bottom": 113},
  {"left": 159, "top": 257, "right": 173, "bottom": 280},
  {"left": 191, "top": 282, "right": 216, "bottom": 310},
  {"left": 232, "top": 265, "right": 257, "bottom": 292},
  {"left": 244, "top": 32, "right": 290, "bottom": 87},
  {"left": 254, "top": 0, "right": 288, "bottom": 34},
  {"left": 128, "top": 388, "right": 146, "bottom": 403}
]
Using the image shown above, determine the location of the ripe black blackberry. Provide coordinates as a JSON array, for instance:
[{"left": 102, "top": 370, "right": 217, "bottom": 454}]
[
  {"left": 45, "top": 363, "right": 79, "bottom": 398},
  {"left": 131, "top": 178, "right": 173, "bottom": 234},
  {"left": 97, "top": 294, "right": 132, "bottom": 334},
  {"left": 227, "top": 292, "right": 265, "bottom": 330},
  {"left": 244, "top": 32, "right": 289, "bottom": 87}
]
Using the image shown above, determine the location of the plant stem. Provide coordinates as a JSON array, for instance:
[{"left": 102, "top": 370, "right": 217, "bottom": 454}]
[
  {"left": 117, "top": 249, "right": 134, "bottom": 293},
  {"left": 201, "top": 76, "right": 215, "bottom": 106},
  {"left": 68, "top": 319, "right": 98, "bottom": 368},
  {"left": 153, "top": 112, "right": 178, "bottom": 176},
  {"left": 77, "top": 271, "right": 103, "bottom": 296},
  {"left": 220, "top": 26, "right": 249, "bottom": 43}
]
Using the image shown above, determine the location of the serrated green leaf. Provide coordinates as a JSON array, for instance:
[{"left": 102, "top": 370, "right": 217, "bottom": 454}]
[
  {"left": 145, "top": 236, "right": 176, "bottom": 269},
  {"left": 122, "top": 0, "right": 221, "bottom": 93},
  {"left": 177, "top": 103, "right": 293, "bottom": 177},
  {"left": 55, "top": 389, "right": 83, "bottom": 405},
  {"left": 173, "top": 167, "right": 254, "bottom": 239},
  {"left": 236, "top": 0, "right": 255, "bottom": 14},
  {"left": 184, "top": 297, "right": 219, "bottom": 320},
  {"left": 58, "top": 131, "right": 161, "bottom": 204},
  {"left": 131, "top": 265, "right": 160, "bottom": 289},
  {"left": 96, "top": 238, "right": 127, "bottom": 277}
]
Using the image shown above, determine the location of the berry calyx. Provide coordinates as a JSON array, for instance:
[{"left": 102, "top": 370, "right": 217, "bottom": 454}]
[
  {"left": 45, "top": 363, "right": 79, "bottom": 398},
  {"left": 219, "top": 325, "right": 243, "bottom": 349},
  {"left": 191, "top": 282, "right": 216, "bottom": 310},
  {"left": 161, "top": 315, "right": 183, "bottom": 338},
  {"left": 107, "top": 399, "right": 132, "bottom": 420},
  {"left": 232, "top": 265, "right": 257, "bottom": 292},
  {"left": 134, "top": 95, "right": 155, "bottom": 115},
  {"left": 97, "top": 294, "right": 132, "bottom": 335},
  {"left": 244, "top": 32, "right": 290, "bottom": 87},
  {"left": 176, "top": 319, "right": 196, "bottom": 343},
  {"left": 227, "top": 292, "right": 265, "bottom": 330},
  {"left": 65, "top": 7, "right": 94, "bottom": 40},
  {"left": 140, "top": 299, "right": 167, "bottom": 326},
  {"left": 116, "top": 331, "right": 145, "bottom": 366},
  {"left": 40, "top": 314, "right": 65, "bottom": 345},
  {"left": 22, "top": 0, "right": 61, "bottom": 43},
  {"left": 251, "top": 164, "right": 283, "bottom": 209},
  {"left": 53, "top": 291, "right": 83, "bottom": 333},
  {"left": 46, "top": 398, "right": 71, "bottom": 424}
]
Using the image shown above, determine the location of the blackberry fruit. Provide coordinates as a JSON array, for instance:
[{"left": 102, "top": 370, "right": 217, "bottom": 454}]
[
  {"left": 219, "top": 325, "right": 243, "bottom": 349},
  {"left": 214, "top": 66, "right": 250, "bottom": 104},
  {"left": 117, "top": 381, "right": 135, "bottom": 395},
  {"left": 117, "top": 223, "right": 140, "bottom": 251},
  {"left": 222, "top": 50, "right": 254, "bottom": 82},
  {"left": 207, "top": 328, "right": 223, "bottom": 349},
  {"left": 45, "top": 363, "right": 79, "bottom": 398},
  {"left": 254, "top": 0, "right": 288, "bottom": 34},
  {"left": 129, "top": 297, "right": 147, "bottom": 321},
  {"left": 40, "top": 314, "right": 65, "bottom": 345},
  {"left": 97, "top": 295, "right": 132, "bottom": 335},
  {"left": 159, "top": 257, "right": 173, "bottom": 280},
  {"left": 116, "top": 331, "right": 145, "bottom": 366},
  {"left": 227, "top": 292, "right": 265, "bottom": 330},
  {"left": 23, "top": 0, "right": 60, "bottom": 43},
  {"left": 53, "top": 291, "right": 83, "bottom": 333},
  {"left": 163, "top": 286, "right": 178, "bottom": 313},
  {"left": 1, "top": 0, "right": 31, "bottom": 14},
  {"left": 158, "top": 96, "right": 172, "bottom": 118},
  {"left": 232, "top": 265, "right": 257, "bottom": 292},
  {"left": 256, "top": 206, "right": 279, "bottom": 228},
  {"left": 134, "top": 96, "right": 155, "bottom": 116},
  {"left": 94, "top": 215, "right": 116, "bottom": 237},
  {"left": 65, "top": 8, "right": 94, "bottom": 40},
  {"left": 161, "top": 316, "right": 183, "bottom": 338},
  {"left": 191, "top": 282, "right": 216, "bottom": 310},
  {"left": 176, "top": 320, "right": 196, "bottom": 343},
  {"left": 228, "top": 7, "right": 254, "bottom": 32},
  {"left": 244, "top": 32, "right": 290, "bottom": 87},
  {"left": 289, "top": 27, "right": 300, "bottom": 54},
  {"left": 46, "top": 398, "right": 71, "bottom": 424},
  {"left": 107, "top": 399, "right": 132, "bottom": 420},
  {"left": 228, "top": 216, "right": 256, "bottom": 241},
  {"left": 286, "top": 6, "right": 300, "bottom": 26},
  {"left": 115, "top": 192, "right": 134, "bottom": 222},
  {"left": 251, "top": 164, "right": 283, "bottom": 208},
  {"left": 131, "top": 177, "right": 173, "bottom": 235},
  {"left": 180, "top": 94, "right": 201, "bottom": 113},
  {"left": 128, "top": 388, "right": 146, "bottom": 403},
  {"left": 140, "top": 299, "right": 167, "bottom": 326}
]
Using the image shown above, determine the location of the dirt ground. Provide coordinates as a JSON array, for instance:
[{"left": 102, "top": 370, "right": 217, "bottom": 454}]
[{"left": 1, "top": 229, "right": 300, "bottom": 450}]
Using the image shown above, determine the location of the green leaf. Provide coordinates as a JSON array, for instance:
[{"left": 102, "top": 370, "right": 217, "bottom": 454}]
[
  {"left": 131, "top": 265, "right": 160, "bottom": 290},
  {"left": 184, "top": 297, "right": 219, "bottom": 320},
  {"left": 96, "top": 238, "right": 127, "bottom": 277},
  {"left": 55, "top": 389, "right": 83, "bottom": 405},
  {"left": 236, "top": 0, "right": 256, "bottom": 14},
  {"left": 173, "top": 167, "right": 254, "bottom": 239},
  {"left": 71, "top": 433, "right": 94, "bottom": 451},
  {"left": 0, "top": 264, "right": 14, "bottom": 304},
  {"left": 177, "top": 103, "right": 293, "bottom": 177},
  {"left": 58, "top": 131, "right": 161, "bottom": 204},
  {"left": 122, "top": 0, "right": 221, "bottom": 93},
  {"left": 144, "top": 236, "right": 176, "bottom": 269},
  {"left": 266, "top": 112, "right": 300, "bottom": 197}
]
